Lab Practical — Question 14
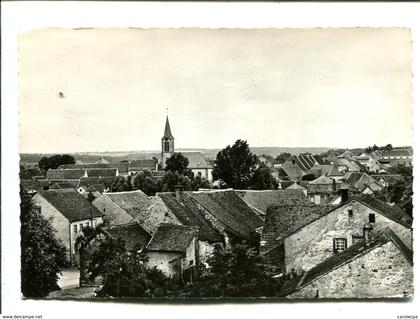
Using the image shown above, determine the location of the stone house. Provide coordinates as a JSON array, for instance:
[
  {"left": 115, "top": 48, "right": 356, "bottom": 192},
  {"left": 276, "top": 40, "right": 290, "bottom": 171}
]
[
  {"left": 145, "top": 224, "right": 199, "bottom": 277},
  {"left": 354, "top": 152, "right": 380, "bottom": 173},
  {"left": 261, "top": 193, "right": 412, "bottom": 272},
  {"left": 286, "top": 227, "right": 413, "bottom": 299},
  {"left": 92, "top": 190, "right": 150, "bottom": 226},
  {"left": 180, "top": 151, "right": 213, "bottom": 182},
  {"left": 32, "top": 189, "right": 104, "bottom": 263},
  {"left": 307, "top": 176, "right": 337, "bottom": 205}
]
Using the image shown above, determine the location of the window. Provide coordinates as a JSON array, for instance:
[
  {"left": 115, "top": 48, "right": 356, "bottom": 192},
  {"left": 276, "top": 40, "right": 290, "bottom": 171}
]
[
  {"left": 164, "top": 140, "right": 170, "bottom": 152},
  {"left": 80, "top": 223, "right": 83, "bottom": 231},
  {"left": 333, "top": 238, "right": 347, "bottom": 253},
  {"left": 34, "top": 205, "right": 41, "bottom": 214},
  {"left": 348, "top": 209, "right": 353, "bottom": 218},
  {"left": 369, "top": 213, "right": 376, "bottom": 223},
  {"left": 103, "top": 208, "right": 106, "bottom": 212},
  {"left": 189, "top": 260, "right": 194, "bottom": 266},
  {"left": 73, "top": 224, "right": 78, "bottom": 234},
  {"left": 85, "top": 222, "right": 89, "bottom": 228}
]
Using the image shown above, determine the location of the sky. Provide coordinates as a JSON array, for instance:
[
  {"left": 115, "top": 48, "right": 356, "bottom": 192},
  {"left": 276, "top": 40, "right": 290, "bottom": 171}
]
[{"left": 19, "top": 28, "right": 412, "bottom": 153}]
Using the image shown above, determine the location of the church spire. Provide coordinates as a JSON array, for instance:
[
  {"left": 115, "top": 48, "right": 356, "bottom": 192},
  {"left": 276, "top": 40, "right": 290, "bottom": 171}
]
[{"left": 163, "top": 115, "right": 174, "bottom": 139}]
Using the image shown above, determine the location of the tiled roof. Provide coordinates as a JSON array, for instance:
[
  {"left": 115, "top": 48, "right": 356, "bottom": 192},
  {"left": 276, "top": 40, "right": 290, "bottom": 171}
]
[
  {"left": 338, "top": 150, "right": 354, "bottom": 158},
  {"left": 146, "top": 224, "right": 197, "bottom": 253},
  {"left": 380, "top": 150, "right": 412, "bottom": 158},
  {"left": 179, "top": 152, "right": 213, "bottom": 169},
  {"left": 189, "top": 190, "right": 263, "bottom": 240},
  {"left": 309, "top": 175, "right": 333, "bottom": 185},
  {"left": 289, "top": 154, "right": 317, "bottom": 172},
  {"left": 286, "top": 183, "right": 307, "bottom": 191},
  {"left": 116, "top": 162, "right": 129, "bottom": 174},
  {"left": 352, "top": 194, "right": 412, "bottom": 228},
  {"left": 103, "top": 190, "right": 150, "bottom": 219},
  {"left": 280, "top": 181, "right": 296, "bottom": 189},
  {"left": 129, "top": 160, "right": 156, "bottom": 170},
  {"left": 295, "top": 227, "right": 413, "bottom": 291},
  {"left": 308, "top": 164, "right": 332, "bottom": 178},
  {"left": 49, "top": 182, "right": 75, "bottom": 189},
  {"left": 58, "top": 163, "right": 110, "bottom": 169},
  {"left": 262, "top": 200, "right": 333, "bottom": 249},
  {"left": 37, "top": 189, "right": 103, "bottom": 222},
  {"left": 343, "top": 172, "right": 382, "bottom": 192},
  {"left": 157, "top": 193, "right": 223, "bottom": 243},
  {"left": 46, "top": 169, "right": 86, "bottom": 180},
  {"left": 107, "top": 223, "right": 151, "bottom": 251},
  {"left": 86, "top": 168, "right": 117, "bottom": 178},
  {"left": 239, "top": 190, "right": 307, "bottom": 215},
  {"left": 313, "top": 155, "right": 331, "bottom": 165},
  {"left": 77, "top": 177, "right": 115, "bottom": 189},
  {"left": 327, "top": 165, "right": 343, "bottom": 177},
  {"left": 281, "top": 161, "right": 305, "bottom": 181},
  {"left": 27, "top": 168, "right": 45, "bottom": 178}
]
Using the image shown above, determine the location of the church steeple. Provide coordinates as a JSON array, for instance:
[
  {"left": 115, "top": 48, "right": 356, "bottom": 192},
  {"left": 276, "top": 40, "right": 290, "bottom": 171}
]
[
  {"left": 161, "top": 115, "right": 175, "bottom": 167},
  {"left": 163, "top": 116, "right": 174, "bottom": 139}
]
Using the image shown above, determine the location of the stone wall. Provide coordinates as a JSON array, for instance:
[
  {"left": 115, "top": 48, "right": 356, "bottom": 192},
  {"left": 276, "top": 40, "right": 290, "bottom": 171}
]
[
  {"left": 284, "top": 200, "right": 412, "bottom": 272},
  {"left": 290, "top": 241, "right": 413, "bottom": 299},
  {"left": 92, "top": 196, "right": 132, "bottom": 226},
  {"left": 146, "top": 251, "right": 183, "bottom": 277}
]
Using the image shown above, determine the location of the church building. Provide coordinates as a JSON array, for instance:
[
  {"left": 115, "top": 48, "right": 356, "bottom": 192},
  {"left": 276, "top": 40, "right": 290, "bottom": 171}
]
[{"left": 160, "top": 116, "right": 213, "bottom": 182}]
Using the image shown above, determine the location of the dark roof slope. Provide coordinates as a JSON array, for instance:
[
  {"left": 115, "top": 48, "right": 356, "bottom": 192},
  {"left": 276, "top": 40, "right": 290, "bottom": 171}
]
[
  {"left": 353, "top": 194, "right": 412, "bottom": 228},
  {"left": 158, "top": 193, "right": 223, "bottom": 242},
  {"left": 263, "top": 200, "right": 334, "bottom": 248},
  {"left": 238, "top": 190, "right": 307, "bottom": 215},
  {"left": 189, "top": 190, "right": 263, "bottom": 240},
  {"left": 49, "top": 182, "right": 75, "bottom": 189},
  {"left": 146, "top": 224, "right": 196, "bottom": 252},
  {"left": 107, "top": 223, "right": 151, "bottom": 251},
  {"left": 77, "top": 176, "right": 115, "bottom": 188},
  {"left": 38, "top": 189, "right": 103, "bottom": 222},
  {"left": 296, "top": 227, "right": 413, "bottom": 291},
  {"left": 58, "top": 163, "right": 110, "bottom": 169},
  {"left": 104, "top": 190, "right": 150, "bottom": 219},
  {"left": 46, "top": 169, "right": 86, "bottom": 180},
  {"left": 86, "top": 168, "right": 117, "bottom": 178},
  {"left": 163, "top": 116, "right": 174, "bottom": 139},
  {"left": 129, "top": 160, "right": 156, "bottom": 170}
]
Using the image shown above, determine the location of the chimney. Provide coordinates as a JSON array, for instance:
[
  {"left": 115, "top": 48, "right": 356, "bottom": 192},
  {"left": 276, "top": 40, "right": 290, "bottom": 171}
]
[
  {"left": 332, "top": 179, "right": 336, "bottom": 193},
  {"left": 340, "top": 187, "right": 349, "bottom": 203},
  {"left": 174, "top": 184, "right": 184, "bottom": 200},
  {"left": 363, "top": 223, "right": 373, "bottom": 241}
]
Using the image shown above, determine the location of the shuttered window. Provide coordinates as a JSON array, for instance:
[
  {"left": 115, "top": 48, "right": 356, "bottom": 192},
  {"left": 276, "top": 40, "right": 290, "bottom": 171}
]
[{"left": 333, "top": 238, "right": 347, "bottom": 253}]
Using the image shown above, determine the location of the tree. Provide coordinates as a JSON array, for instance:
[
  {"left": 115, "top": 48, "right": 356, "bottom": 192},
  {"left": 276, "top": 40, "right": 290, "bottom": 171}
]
[
  {"left": 191, "top": 175, "right": 212, "bottom": 191},
  {"left": 161, "top": 171, "right": 192, "bottom": 192},
  {"left": 165, "top": 153, "right": 192, "bottom": 177},
  {"left": 250, "top": 165, "right": 279, "bottom": 190},
  {"left": 38, "top": 154, "right": 75, "bottom": 171},
  {"left": 184, "top": 242, "right": 284, "bottom": 297},
  {"left": 133, "top": 170, "right": 162, "bottom": 196},
  {"left": 110, "top": 176, "right": 132, "bottom": 192},
  {"left": 274, "top": 153, "right": 291, "bottom": 164},
  {"left": 20, "top": 186, "right": 68, "bottom": 297},
  {"left": 212, "top": 140, "right": 258, "bottom": 189},
  {"left": 87, "top": 236, "right": 167, "bottom": 297}
]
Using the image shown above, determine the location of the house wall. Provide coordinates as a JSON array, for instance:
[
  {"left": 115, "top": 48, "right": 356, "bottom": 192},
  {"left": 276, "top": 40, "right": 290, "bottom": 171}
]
[
  {"left": 191, "top": 168, "right": 213, "bottom": 182},
  {"left": 289, "top": 242, "right": 413, "bottom": 299},
  {"left": 92, "top": 195, "right": 132, "bottom": 226},
  {"left": 135, "top": 197, "right": 181, "bottom": 234},
  {"left": 198, "top": 240, "right": 215, "bottom": 266},
  {"left": 284, "top": 201, "right": 412, "bottom": 272},
  {"left": 146, "top": 251, "right": 184, "bottom": 277},
  {"left": 32, "top": 194, "right": 71, "bottom": 259}
]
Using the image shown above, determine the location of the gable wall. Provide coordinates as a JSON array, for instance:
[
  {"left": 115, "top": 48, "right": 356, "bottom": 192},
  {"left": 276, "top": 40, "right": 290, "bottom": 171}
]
[
  {"left": 92, "top": 195, "right": 132, "bottom": 226},
  {"left": 284, "top": 201, "right": 412, "bottom": 272},
  {"left": 290, "top": 242, "right": 413, "bottom": 299},
  {"left": 32, "top": 194, "right": 71, "bottom": 258}
]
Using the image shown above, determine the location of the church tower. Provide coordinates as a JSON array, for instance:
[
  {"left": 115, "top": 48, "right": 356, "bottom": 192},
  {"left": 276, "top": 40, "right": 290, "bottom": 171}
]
[{"left": 161, "top": 115, "right": 175, "bottom": 167}]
